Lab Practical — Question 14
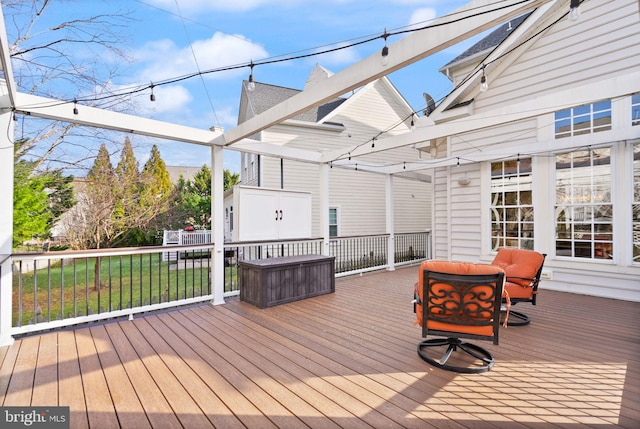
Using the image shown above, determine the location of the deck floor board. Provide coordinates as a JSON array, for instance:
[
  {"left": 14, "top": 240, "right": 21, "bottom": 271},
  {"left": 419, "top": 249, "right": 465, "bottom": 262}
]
[{"left": 0, "top": 265, "right": 638, "bottom": 428}]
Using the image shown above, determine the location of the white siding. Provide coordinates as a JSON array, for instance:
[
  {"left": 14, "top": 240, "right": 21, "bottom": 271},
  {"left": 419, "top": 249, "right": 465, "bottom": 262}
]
[
  {"left": 477, "top": 1, "right": 640, "bottom": 113},
  {"left": 433, "top": 0, "right": 640, "bottom": 301}
]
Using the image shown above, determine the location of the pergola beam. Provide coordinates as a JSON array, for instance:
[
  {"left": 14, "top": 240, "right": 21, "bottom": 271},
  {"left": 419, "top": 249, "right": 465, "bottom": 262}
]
[
  {"left": 211, "top": 0, "right": 552, "bottom": 148},
  {"left": 327, "top": 69, "right": 640, "bottom": 170}
]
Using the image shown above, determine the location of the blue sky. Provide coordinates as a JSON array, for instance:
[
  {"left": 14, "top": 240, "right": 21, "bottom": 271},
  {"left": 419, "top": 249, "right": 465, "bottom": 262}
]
[{"left": 16, "top": 0, "right": 483, "bottom": 173}]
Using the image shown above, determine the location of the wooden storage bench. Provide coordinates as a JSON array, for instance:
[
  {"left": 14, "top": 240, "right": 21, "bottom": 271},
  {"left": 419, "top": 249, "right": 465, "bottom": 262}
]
[{"left": 239, "top": 254, "right": 335, "bottom": 308}]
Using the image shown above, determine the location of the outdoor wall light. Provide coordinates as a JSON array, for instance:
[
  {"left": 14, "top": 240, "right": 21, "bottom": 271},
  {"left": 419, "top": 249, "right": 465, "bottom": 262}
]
[{"left": 458, "top": 174, "right": 471, "bottom": 186}]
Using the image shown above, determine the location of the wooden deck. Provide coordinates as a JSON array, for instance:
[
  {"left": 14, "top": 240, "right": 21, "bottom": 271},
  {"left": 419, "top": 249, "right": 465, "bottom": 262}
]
[{"left": 1, "top": 265, "right": 639, "bottom": 428}]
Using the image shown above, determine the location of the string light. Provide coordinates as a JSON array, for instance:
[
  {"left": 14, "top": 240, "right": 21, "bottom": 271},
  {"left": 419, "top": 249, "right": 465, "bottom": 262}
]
[
  {"left": 480, "top": 65, "right": 488, "bottom": 92},
  {"left": 247, "top": 61, "right": 256, "bottom": 92},
  {"left": 17, "top": 2, "right": 554, "bottom": 113},
  {"left": 73, "top": 99, "right": 78, "bottom": 115},
  {"left": 150, "top": 83, "right": 156, "bottom": 102},
  {"left": 380, "top": 30, "right": 389, "bottom": 67},
  {"left": 410, "top": 114, "right": 415, "bottom": 132},
  {"left": 569, "top": 0, "right": 580, "bottom": 21}
]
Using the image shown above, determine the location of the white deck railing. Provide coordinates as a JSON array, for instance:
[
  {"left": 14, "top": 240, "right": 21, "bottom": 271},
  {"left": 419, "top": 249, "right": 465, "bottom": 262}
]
[{"left": 7, "top": 231, "right": 430, "bottom": 337}]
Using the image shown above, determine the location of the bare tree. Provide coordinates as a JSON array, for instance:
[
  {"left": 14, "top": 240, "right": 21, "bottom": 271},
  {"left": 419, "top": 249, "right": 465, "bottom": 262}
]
[{"left": 4, "top": 0, "right": 138, "bottom": 171}]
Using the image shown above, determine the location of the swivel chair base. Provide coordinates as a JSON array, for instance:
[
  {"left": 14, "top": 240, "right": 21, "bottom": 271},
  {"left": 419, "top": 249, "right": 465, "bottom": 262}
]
[
  {"left": 503, "top": 309, "right": 530, "bottom": 326},
  {"left": 418, "top": 337, "right": 494, "bottom": 373}
]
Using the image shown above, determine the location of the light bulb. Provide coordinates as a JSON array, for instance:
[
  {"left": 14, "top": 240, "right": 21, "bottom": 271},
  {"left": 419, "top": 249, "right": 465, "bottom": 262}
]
[
  {"left": 569, "top": 0, "right": 580, "bottom": 21},
  {"left": 380, "top": 46, "right": 389, "bottom": 67},
  {"left": 480, "top": 75, "right": 488, "bottom": 92},
  {"left": 247, "top": 62, "right": 255, "bottom": 91}
]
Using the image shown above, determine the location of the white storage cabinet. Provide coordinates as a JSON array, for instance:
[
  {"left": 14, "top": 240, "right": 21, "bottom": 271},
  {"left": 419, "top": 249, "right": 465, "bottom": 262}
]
[{"left": 232, "top": 186, "right": 312, "bottom": 241}]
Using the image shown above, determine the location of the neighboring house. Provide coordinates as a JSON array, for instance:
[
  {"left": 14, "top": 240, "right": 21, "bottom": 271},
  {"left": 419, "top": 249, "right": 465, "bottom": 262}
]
[
  {"left": 227, "top": 65, "right": 433, "bottom": 240},
  {"left": 427, "top": 0, "right": 640, "bottom": 301},
  {"left": 165, "top": 165, "right": 203, "bottom": 184}
]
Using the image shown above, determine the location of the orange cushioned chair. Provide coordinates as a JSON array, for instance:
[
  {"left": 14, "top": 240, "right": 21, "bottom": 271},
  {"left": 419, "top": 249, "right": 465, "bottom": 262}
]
[
  {"left": 414, "top": 260, "right": 505, "bottom": 373},
  {"left": 491, "top": 248, "right": 546, "bottom": 326}
]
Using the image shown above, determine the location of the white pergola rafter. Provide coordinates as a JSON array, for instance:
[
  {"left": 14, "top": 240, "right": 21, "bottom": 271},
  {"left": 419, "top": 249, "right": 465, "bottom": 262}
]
[
  {"left": 328, "top": 69, "right": 640, "bottom": 173},
  {"left": 212, "top": 0, "right": 553, "bottom": 149}
]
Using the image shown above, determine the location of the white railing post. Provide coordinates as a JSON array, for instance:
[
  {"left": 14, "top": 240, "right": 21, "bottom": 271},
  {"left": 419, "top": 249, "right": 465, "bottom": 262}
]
[
  {"left": 0, "top": 107, "right": 15, "bottom": 346},
  {"left": 211, "top": 145, "right": 225, "bottom": 305},
  {"left": 386, "top": 174, "right": 395, "bottom": 271},
  {"left": 320, "top": 163, "right": 330, "bottom": 256}
]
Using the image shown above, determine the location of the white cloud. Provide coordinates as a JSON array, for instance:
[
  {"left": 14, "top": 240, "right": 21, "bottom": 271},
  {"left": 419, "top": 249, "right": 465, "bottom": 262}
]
[
  {"left": 149, "top": 0, "right": 301, "bottom": 13},
  {"left": 133, "top": 33, "right": 268, "bottom": 84},
  {"left": 408, "top": 8, "right": 438, "bottom": 28},
  {"left": 147, "top": 85, "right": 193, "bottom": 114},
  {"left": 311, "top": 44, "right": 360, "bottom": 67}
]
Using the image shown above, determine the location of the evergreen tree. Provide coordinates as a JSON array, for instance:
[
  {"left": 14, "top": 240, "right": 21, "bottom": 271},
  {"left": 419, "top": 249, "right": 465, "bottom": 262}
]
[
  {"left": 141, "top": 145, "right": 172, "bottom": 207},
  {"left": 114, "top": 137, "right": 140, "bottom": 228},
  {"left": 182, "top": 165, "right": 212, "bottom": 229},
  {"left": 85, "top": 143, "right": 116, "bottom": 248},
  {"left": 13, "top": 160, "right": 50, "bottom": 247},
  {"left": 224, "top": 169, "right": 240, "bottom": 190},
  {"left": 12, "top": 139, "right": 75, "bottom": 249}
]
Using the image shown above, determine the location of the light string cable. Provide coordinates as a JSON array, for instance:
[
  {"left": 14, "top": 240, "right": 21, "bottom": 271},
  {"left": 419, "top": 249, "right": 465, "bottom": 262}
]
[
  {"left": 15, "top": 0, "right": 537, "bottom": 112},
  {"left": 332, "top": 0, "right": 570, "bottom": 168},
  {"left": 173, "top": 0, "right": 220, "bottom": 126}
]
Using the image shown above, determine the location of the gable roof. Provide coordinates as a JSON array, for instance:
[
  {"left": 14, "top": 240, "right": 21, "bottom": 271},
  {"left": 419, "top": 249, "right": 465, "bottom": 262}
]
[
  {"left": 242, "top": 81, "right": 347, "bottom": 123},
  {"left": 440, "top": 12, "right": 532, "bottom": 71}
]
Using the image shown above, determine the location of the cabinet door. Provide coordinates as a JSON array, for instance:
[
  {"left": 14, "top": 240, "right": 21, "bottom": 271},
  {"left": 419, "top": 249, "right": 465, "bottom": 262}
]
[
  {"left": 278, "top": 192, "right": 312, "bottom": 239},
  {"left": 238, "top": 188, "right": 279, "bottom": 240}
]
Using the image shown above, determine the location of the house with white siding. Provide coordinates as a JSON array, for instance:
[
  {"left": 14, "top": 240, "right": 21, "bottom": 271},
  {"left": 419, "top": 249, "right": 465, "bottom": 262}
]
[
  {"left": 425, "top": 0, "right": 640, "bottom": 301},
  {"left": 227, "top": 65, "right": 433, "bottom": 240}
]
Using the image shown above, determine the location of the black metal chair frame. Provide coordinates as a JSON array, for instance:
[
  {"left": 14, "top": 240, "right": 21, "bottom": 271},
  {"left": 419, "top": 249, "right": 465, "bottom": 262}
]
[
  {"left": 501, "top": 253, "right": 546, "bottom": 326},
  {"left": 417, "top": 269, "right": 504, "bottom": 374}
]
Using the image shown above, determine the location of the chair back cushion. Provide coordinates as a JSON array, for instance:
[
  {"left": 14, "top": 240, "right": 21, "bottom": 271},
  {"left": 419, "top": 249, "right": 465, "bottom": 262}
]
[
  {"left": 491, "top": 248, "right": 545, "bottom": 288},
  {"left": 415, "top": 260, "right": 504, "bottom": 337}
]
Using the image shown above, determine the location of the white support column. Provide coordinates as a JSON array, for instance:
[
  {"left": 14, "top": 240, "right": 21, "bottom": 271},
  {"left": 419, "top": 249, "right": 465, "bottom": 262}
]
[
  {"left": 211, "top": 146, "right": 225, "bottom": 305},
  {"left": 319, "top": 163, "right": 330, "bottom": 256},
  {"left": 0, "top": 109, "right": 15, "bottom": 346},
  {"left": 386, "top": 174, "right": 395, "bottom": 271}
]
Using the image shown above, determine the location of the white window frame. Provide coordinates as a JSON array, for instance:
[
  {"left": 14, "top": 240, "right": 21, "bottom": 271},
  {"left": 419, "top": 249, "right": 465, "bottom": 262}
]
[
  {"left": 554, "top": 146, "right": 613, "bottom": 261},
  {"left": 632, "top": 93, "right": 640, "bottom": 127},
  {"left": 555, "top": 100, "right": 612, "bottom": 139},
  {"left": 329, "top": 206, "right": 340, "bottom": 238},
  {"left": 489, "top": 158, "right": 535, "bottom": 251},
  {"left": 633, "top": 142, "right": 640, "bottom": 264}
]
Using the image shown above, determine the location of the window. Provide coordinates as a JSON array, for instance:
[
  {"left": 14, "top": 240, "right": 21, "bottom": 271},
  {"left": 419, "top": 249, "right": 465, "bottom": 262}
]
[
  {"left": 490, "top": 158, "right": 534, "bottom": 250},
  {"left": 633, "top": 143, "right": 640, "bottom": 263},
  {"left": 555, "top": 100, "right": 612, "bottom": 138},
  {"left": 329, "top": 207, "right": 338, "bottom": 237},
  {"left": 632, "top": 93, "right": 640, "bottom": 126},
  {"left": 555, "top": 148, "right": 613, "bottom": 260}
]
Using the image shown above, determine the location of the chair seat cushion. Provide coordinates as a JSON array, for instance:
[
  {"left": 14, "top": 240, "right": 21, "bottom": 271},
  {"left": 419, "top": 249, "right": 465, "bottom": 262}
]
[
  {"left": 491, "top": 248, "right": 545, "bottom": 288},
  {"left": 504, "top": 281, "right": 534, "bottom": 299}
]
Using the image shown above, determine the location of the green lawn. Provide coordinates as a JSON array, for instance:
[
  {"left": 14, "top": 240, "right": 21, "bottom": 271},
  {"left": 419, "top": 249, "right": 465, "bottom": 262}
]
[{"left": 11, "top": 253, "right": 239, "bottom": 327}]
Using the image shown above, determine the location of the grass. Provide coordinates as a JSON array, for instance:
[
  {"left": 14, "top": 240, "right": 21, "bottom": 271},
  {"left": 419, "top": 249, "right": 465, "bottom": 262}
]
[{"left": 12, "top": 252, "right": 237, "bottom": 327}]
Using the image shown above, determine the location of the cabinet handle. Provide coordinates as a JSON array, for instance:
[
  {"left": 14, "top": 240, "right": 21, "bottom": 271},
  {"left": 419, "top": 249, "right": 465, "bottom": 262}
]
[
  {"left": 275, "top": 210, "right": 279, "bottom": 221},
  {"left": 279, "top": 210, "right": 283, "bottom": 220}
]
